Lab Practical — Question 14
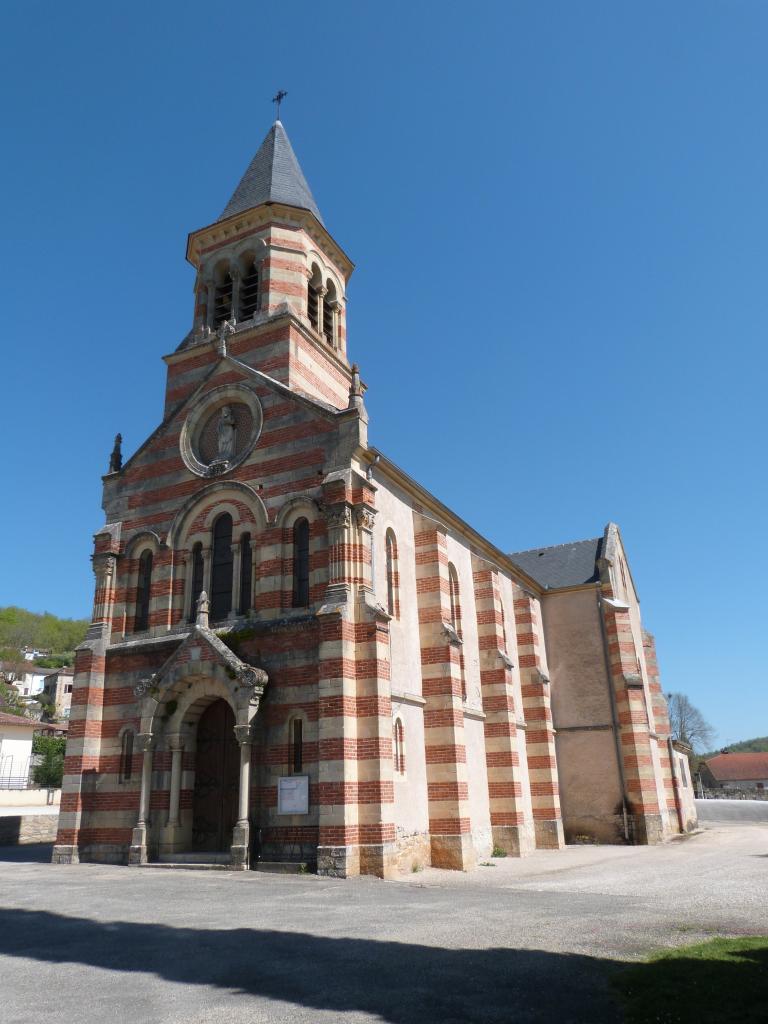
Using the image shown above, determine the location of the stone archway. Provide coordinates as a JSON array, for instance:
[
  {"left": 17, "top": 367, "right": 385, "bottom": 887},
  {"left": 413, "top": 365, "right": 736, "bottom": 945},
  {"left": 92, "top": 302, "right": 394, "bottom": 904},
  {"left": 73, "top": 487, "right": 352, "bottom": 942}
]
[{"left": 192, "top": 699, "right": 239, "bottom": 852}]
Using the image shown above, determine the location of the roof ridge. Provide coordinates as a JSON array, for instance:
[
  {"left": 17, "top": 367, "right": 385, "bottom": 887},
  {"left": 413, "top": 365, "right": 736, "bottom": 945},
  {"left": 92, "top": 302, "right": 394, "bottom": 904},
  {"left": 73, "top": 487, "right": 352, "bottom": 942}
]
[{"left": 509, "top": 536, "right": 602, "bottom": 556}]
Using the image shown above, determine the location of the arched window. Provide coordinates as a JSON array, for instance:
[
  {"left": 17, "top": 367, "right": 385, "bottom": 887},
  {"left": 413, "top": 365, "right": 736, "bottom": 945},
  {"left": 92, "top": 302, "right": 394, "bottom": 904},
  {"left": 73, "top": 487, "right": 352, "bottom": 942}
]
[
  {"left": 393, "top": 718, "right": 405, "bottom": 775},
  {"left": 238, "top": 258, "right": 260, "bottom": 320},
  {"left": 385, "top": 529, "right": 399, "bottom": 619},
  {"left": 448, "top": 563, "right": 461, "bottom": 635},
  {"left": 290, "top": 718, "right": 303, "bottom": 773},
  {"left": 238, "top": 533, "right": 252, "bottom": 615},
  {"left": 323, "top": 279, "right": 336, "bottom": 345},
  {"left": 213, "top": 267, "right": 233, "bottom": 326},
  {"left": 292, "top": 517, "right": 310, "bottom": 608},
  {"left": 119, "top": 729, "right": 134, "bottom": 783},
  {"left": 307, "top": 265, "right": 321, "bottom": 331},
  {"left": 188, "top": 542, "right": 204, "bottom": 623},
  {"left": 210, "top": 513, "right": 233, "bottom": 622},
  {"left": 447, "top": 563, "right": 466, "bottom": 700},
  {"left": 134, "top": 550, "right": 153, "bottom": 633}
]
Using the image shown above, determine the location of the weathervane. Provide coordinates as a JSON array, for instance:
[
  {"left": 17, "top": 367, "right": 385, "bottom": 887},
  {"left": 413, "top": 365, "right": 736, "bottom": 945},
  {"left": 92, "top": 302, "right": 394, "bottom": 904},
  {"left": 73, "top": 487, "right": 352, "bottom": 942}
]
[{"left": 272, "top": 90, "right": 287, "bottom": 120}]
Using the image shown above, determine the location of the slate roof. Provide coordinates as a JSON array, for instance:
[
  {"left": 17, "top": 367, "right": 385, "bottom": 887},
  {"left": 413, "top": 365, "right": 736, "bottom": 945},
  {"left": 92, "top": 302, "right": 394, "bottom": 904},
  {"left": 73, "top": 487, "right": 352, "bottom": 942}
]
[
  {"left": 704, "top": 753, "right": 768, "bottom": 782},
  {"left": 508, "top": 537, "right": 603, "bottom": 590},
  {"left": 219, "top": 121, "right": 324, "bottom": 225}
]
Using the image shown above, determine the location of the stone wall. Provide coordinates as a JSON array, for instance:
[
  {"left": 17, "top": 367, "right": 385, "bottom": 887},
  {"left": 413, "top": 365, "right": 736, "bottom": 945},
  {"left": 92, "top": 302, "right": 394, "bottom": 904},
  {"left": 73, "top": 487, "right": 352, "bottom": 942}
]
[{"left": 0, "top": 813, "right": 58, "bottom": 845}]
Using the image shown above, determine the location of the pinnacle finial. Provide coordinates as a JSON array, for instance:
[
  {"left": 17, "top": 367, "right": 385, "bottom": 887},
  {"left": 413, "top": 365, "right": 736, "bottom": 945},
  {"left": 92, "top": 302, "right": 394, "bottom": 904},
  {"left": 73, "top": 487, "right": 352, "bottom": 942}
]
[{"left": 108, "top": 433, "right": 123, "bottom": 474}]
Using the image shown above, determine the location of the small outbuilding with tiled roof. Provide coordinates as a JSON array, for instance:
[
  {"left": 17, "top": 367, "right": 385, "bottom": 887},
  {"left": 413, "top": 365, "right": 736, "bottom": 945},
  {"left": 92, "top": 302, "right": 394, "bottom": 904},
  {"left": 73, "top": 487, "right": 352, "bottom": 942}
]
[{"left": 700, "top": 752, "right": 768, "bottom": 792}]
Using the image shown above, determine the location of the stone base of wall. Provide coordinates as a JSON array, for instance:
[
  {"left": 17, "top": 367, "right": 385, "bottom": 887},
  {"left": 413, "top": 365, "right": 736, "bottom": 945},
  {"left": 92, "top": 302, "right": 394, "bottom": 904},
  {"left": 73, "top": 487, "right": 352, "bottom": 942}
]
[
  {"left": 430, "top": 833, "right": 476, "bottom": 871},
  {"left": 392, "top": 831, "right": 431, "bottom": 874},
  {"left": 491, "top": 822, "right": 536, "bottom": 857},
  {"left": 0, "top": 814, "right": 58, "bottom": 845},
  {"left": 563, "top": 814, "right": 630, "bottom": 846},
  {"left": 632, "top": 812, "right": 666, "bottom": 845},
  {"left": 534, "top": 818, "right": 565, "bottom": 850}
]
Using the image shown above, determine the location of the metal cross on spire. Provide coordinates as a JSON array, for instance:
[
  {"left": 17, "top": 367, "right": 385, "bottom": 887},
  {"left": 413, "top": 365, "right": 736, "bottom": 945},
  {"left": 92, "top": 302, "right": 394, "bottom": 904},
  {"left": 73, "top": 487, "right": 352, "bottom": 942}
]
[{"left": 272, "top": 90, "right": 288, "bottom": 121}]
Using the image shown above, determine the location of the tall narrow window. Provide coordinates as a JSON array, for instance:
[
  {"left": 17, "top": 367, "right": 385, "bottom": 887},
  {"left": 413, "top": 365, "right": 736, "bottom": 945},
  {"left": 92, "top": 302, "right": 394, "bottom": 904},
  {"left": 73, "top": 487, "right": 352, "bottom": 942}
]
[
  {"left": 238, "top": 259, "right": 260, "bottom": 320},
  {"left": 239, "top": 533, "right": 252, "bottom": 615},
  {"left": 292, "top": 517, "right": 310, "bottom": 608},
  {"left": 385, "top": 529, "right": 399, "bottom": 619},
  {"left": 307, "top": 267, "right": 321, "bottom": 331},
  {"left": 213, "top": 271, "right": 233, "bottom": 326},
  {"left": 189, "top": 542, "right": 204, "bottom": 622},
  {"left": 119, "top": 730, "right": 134, "bottom": 782},
  {"left": 323, "top": 280, "right": 336, "bottom": 345},
  {"left": 134, "top": 550, "right": 153, "bottom": 632},
  {"left": 210, "top": 513, "right": 234, "bottom": 621},
  {"left": 394, "top": 718, "right": 405, "bottom": 775},
  {"left": 291, "top": 718, "right": 303, "bottom": 773},
  {"left": 448, "top": 563, "right": 466, "bottom": 700}
]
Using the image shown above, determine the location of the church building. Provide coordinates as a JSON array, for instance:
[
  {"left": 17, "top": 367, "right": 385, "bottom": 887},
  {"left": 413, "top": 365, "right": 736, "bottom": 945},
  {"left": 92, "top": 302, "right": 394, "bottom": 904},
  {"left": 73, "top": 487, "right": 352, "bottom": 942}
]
[{"left": 53, "top": 121, "right": 697, "bottom": 876}]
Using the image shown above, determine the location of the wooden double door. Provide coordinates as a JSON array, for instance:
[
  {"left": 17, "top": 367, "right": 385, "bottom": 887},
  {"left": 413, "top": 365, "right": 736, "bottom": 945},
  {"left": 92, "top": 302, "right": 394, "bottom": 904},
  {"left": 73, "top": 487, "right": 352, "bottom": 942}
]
[{"left": 192, "top": 700, "right": 239, "bottom": 852}]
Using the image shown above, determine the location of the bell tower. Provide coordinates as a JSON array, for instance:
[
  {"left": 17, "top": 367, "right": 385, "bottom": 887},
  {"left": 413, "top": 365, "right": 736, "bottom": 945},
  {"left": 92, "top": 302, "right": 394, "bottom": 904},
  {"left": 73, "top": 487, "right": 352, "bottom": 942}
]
[{"left": 163, "top": 121, "right": 356, "bottom": 416}]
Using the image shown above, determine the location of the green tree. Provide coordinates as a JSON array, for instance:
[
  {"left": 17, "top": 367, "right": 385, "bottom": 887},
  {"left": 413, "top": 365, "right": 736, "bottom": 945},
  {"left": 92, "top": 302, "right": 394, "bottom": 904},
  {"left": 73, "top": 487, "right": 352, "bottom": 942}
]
[{"left": 31, "top": 735, "right": 65, "bottom": 789}]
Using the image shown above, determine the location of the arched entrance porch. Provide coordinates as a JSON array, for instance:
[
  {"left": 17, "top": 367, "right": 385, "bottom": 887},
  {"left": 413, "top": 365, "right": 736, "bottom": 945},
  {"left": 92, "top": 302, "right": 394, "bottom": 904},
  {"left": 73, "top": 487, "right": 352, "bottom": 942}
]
[{"left": 127, "top": 628, "right": 267, "bottom": 870}]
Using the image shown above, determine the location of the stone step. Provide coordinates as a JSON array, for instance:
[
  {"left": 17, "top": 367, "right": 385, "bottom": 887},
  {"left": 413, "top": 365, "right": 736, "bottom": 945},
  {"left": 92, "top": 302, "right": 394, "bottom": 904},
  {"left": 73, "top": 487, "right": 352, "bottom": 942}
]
[
  {"left": 142, "top": 861, "right": 234, "bottom": 871},
  {"left": 159, "top": 851, "right": 231, "bottom": 864},
  {"left": 254, "top": 860, "right": 313, "bottom": 874}
]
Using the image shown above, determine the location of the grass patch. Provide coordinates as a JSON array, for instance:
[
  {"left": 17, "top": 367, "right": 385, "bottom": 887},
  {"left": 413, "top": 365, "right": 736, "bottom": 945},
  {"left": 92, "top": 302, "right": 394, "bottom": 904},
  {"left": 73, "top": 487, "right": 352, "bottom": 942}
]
[{"left": 614, "top": 936, "right": 768, "bottom": 1023}]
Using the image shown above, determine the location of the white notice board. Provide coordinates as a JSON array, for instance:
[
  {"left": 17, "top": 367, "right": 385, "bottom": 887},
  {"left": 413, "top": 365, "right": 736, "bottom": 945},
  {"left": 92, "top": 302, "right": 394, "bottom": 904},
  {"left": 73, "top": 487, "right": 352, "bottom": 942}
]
[{"left": 278, "top": 775, "right": 309, "bottom": 815}]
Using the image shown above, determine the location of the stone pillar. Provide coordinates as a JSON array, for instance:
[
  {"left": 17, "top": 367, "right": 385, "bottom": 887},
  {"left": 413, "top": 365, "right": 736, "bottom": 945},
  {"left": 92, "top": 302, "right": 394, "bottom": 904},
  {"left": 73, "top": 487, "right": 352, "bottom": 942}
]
[
  {"left": 316, "top": 286, "right": 327, "bottom": 339},
  {"left": 229, "top": 265, "right": 241, "bottom": 323},
  {"left": 230, "top": 541, "right": 242, "bottom": 619},
  {"left": 514, "top": 590, "right": 565, "bottom": 850},
  {"left": 52, "top": 527, "right": 120, "bottom": 865},
  {"left": 231, "top": 725, "right": 252, "bottom": 870},
  {"left": 128, "top": 733, "right": 155, "bottom": 866},
  {"left": 167, "top": 735, "right": 183, "bottom": 827},
  {"left": 202, "top": 546, "right": 212, "bottom": 598},
  {"left": 413, "top": 513, "right": 475, "bottom": 871},
  {"left": 472, "top": 560, "right": 535, "bottom": 856},
  {"left": 601, "top": 598, "right": 665, "bottom": 843}
]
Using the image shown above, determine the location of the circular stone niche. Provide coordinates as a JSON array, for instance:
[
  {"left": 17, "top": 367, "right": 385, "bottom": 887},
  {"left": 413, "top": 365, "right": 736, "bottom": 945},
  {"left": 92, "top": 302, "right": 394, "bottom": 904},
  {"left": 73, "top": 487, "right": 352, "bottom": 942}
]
[{"left": 180, "top": 384, "right": 263, "bottom": 478}]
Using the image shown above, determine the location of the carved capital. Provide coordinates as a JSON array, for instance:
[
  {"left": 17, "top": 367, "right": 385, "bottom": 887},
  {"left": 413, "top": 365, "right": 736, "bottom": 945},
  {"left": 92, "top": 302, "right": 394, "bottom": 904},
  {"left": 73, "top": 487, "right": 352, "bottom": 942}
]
[
  {"left": 167, "top": 733, "right": 184, "bottom": 751},
  {"left": 322, "top": 503, "right": 352, "bottom": 530},
  {"left": 136, "top": 732, "right": 155, "bottom": 753},
  {"left": 133, "top": 676, "right": 157, "bottom": 700},
  {"left": 92, "top": 552, "right": 117, "bottom": 580},
  {"left": 442, "top": 622, "right": 463, "bottom": 647},
  {"left": 354, "top": 506, "right": 376, "bottom": 531},
  {"left": 234, "top": 724, "right": 252, "bottom": 746}
]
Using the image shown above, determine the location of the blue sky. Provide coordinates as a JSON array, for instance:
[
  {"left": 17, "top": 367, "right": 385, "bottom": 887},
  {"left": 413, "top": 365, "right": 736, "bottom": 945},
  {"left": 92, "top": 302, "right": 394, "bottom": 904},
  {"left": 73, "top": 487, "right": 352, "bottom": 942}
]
[{"left": 1, "top": 1, "right": 765, "bottom": 745}]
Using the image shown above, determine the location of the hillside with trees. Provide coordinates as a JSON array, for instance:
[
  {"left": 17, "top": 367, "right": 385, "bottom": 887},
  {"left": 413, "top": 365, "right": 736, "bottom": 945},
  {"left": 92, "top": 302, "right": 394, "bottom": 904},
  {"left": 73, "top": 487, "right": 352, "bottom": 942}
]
[
  {"left": 0, "top": 606, "right": 88, "bottom": 665},
  {"left": 702, "top": 736, "right": 768, "bottom": 757}
]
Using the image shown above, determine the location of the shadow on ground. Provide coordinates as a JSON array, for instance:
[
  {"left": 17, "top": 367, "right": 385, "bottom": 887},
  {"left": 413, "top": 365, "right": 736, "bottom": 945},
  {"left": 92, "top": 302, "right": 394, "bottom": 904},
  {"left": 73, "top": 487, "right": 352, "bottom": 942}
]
[
  {"left": 0, "top": 907, "right": 621, "bottom": 1023},
  {"left": 0, "top": 842, "right": 53, "bottom": 863}
]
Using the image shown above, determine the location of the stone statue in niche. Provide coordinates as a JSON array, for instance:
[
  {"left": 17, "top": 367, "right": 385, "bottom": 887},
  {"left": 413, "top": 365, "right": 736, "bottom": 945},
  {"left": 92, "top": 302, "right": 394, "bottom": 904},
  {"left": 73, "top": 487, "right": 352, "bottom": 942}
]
[{"left": 216, "top": 406, "right": 236, "bottom": 462}]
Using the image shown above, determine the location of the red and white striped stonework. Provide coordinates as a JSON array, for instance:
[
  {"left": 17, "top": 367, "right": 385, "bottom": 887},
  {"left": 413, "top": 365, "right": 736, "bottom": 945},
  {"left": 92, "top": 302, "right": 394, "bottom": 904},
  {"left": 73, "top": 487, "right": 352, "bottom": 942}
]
[
  {"left": 412, "top": 513, "right": 476, "bottom": 870},
  {"left": 53, "top": 143, "right": 688, "bottom": 875},
  {"left": 471, "top": 560, "right": 536, "bottom": 855},
  {"left": 513, "top": 591, "right": 565, "bottom": 850}
]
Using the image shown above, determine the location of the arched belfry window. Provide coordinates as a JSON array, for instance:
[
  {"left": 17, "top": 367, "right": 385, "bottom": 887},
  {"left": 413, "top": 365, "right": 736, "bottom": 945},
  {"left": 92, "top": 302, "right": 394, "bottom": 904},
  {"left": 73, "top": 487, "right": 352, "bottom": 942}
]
[
  {"left": 239, "top": 533, "right": 252, "bottom": 615},
  {"left": 134, "top": 550, "right": 153, "bottom": 633},
  {"left": 385, "top": 530, "right": 399, "bottom": 619},
  {"left": 323, "top": 279, "right": 337, "bottom": 345},
  {"left": 188, "top": 542, "right": 204, "bottom": 623},
  {"left": 239, "top": 257, "right": 260, "bottom": 320},
  {"left": 292, "top": 518, "right": 310, "bottom": 608},
  {"left": 210, "top": 513, "right": 234, "bottom": 621},
  {"left": 307, "top": 265, "right": 321, "bottom": 332},
  {"left": 119, "top": 730, "right": 134, "bottom": 783},
  {"left": 213, "top": 266, "right": 233, "bottom": 326}
]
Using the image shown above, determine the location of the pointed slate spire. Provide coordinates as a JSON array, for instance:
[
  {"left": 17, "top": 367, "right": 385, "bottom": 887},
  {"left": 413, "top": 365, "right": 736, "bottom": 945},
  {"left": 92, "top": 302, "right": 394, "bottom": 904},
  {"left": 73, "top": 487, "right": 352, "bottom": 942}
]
[{"left": 219, "top": 121, "right": 324, "bottom": 225}]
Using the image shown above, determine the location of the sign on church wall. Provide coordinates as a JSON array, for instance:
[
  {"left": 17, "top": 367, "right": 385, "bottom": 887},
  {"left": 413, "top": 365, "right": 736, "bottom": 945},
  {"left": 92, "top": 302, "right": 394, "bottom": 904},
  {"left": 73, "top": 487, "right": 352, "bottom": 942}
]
[{"left": 278, "top": 775, "right": 309, "bottom": 815}]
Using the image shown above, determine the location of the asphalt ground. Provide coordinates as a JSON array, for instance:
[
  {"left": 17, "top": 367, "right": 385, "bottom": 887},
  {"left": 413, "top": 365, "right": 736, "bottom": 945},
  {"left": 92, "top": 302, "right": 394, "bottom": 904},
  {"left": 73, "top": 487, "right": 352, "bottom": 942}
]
[{"left": 0, "top": 823, "right": 765, "bottom": 1024}]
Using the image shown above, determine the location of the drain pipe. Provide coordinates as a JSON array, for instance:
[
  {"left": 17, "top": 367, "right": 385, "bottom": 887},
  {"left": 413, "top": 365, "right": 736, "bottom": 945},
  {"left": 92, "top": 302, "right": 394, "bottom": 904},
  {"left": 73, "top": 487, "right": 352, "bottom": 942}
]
[{"left": 596, "top": 587, "right": 631, "bottom": 842}]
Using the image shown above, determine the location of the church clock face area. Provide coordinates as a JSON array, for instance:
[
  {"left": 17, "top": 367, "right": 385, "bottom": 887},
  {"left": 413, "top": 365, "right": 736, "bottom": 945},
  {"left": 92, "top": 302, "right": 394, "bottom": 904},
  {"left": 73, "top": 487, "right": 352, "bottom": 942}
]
[{"left": 179, "top": 383, "right": 263, "bottom": 478}]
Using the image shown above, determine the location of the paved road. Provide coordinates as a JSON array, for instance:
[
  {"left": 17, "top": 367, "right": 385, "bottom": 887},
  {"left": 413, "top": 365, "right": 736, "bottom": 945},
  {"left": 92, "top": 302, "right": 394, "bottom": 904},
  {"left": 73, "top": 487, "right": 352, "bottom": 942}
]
[
  {"left": 696, "top": 797, "right": 768, "bottom": 822},
  {"left": 0, "top": 823, "right": 765, "bottom": 1024}
]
